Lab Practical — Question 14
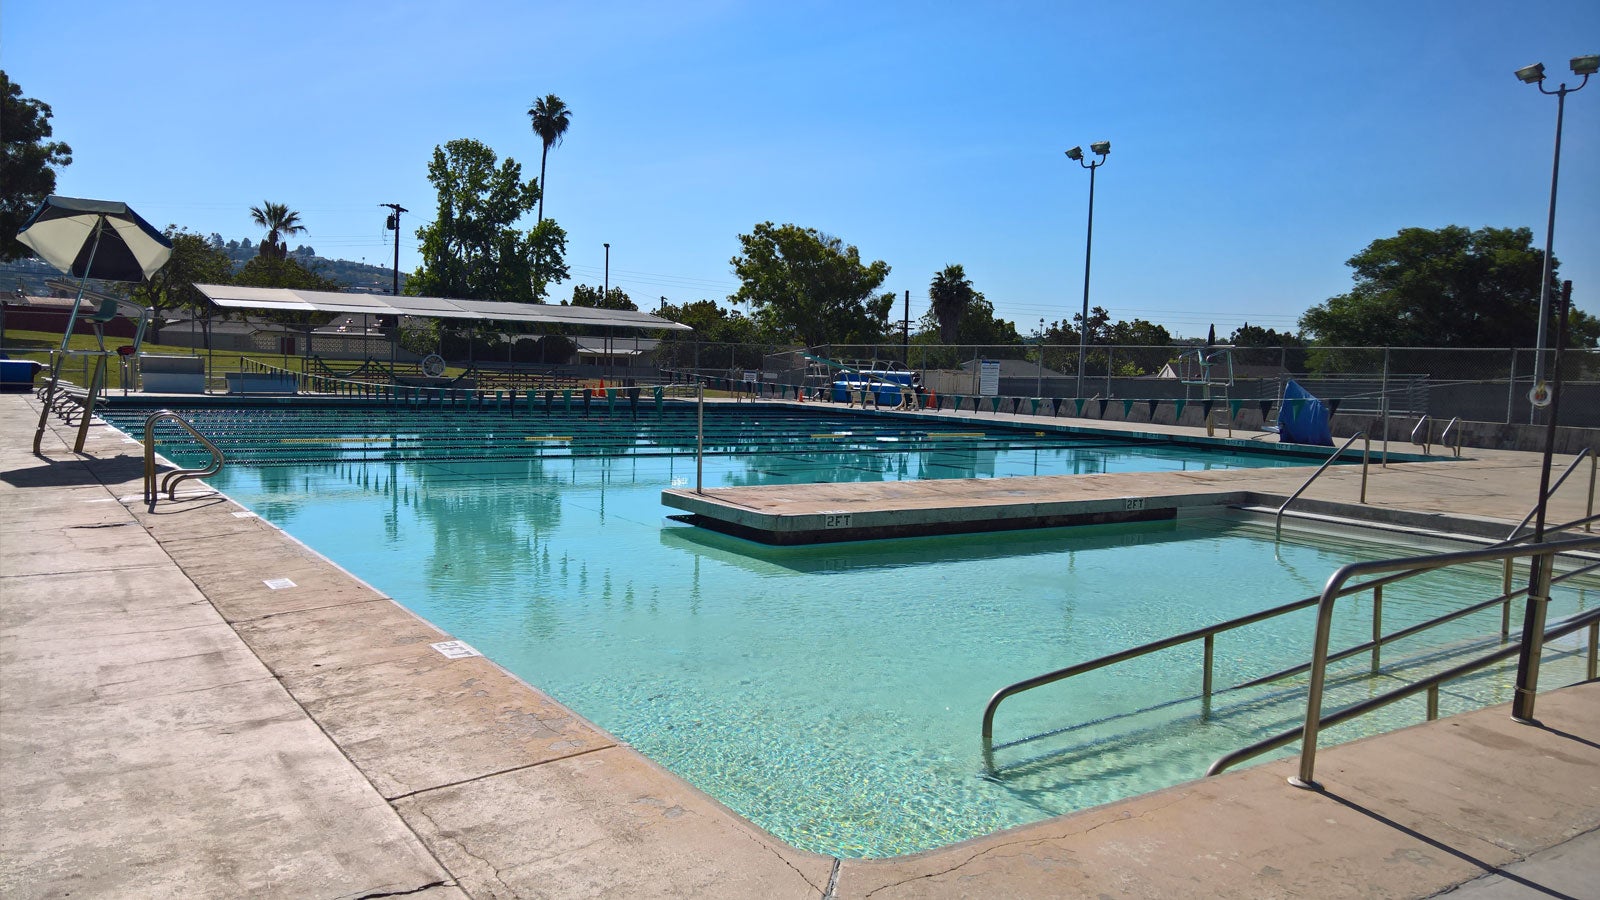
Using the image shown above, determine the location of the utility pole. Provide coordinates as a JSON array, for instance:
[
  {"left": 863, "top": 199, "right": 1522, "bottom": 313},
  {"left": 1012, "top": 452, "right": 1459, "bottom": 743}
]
[
  {"left": 381, "top": 204, "right": 407, "bottom": 295},
  {"left": 902, "top": 289, "right": 910, "bottom": 362}
]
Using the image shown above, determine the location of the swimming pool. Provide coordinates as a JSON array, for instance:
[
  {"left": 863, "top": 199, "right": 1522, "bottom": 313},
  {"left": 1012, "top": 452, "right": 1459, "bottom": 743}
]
[{"left": 106, "top": 402, "right": 1593, "bottom": 857}]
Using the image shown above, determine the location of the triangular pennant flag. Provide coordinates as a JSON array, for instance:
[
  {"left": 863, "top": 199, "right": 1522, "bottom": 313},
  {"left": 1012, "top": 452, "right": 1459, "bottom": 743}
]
[
  {"left": 1122, "top": 399, "right": 1135, "bottom": 418},
  {"left": 1173, "top": 399, "right": 1187, "bottom": 420},
  {"left": 990, "top": 396, "right": 1002, "bottom": 413},
  {"left": 1030, "top": 398, "right": 1041, "bottom": 416},
  {"left": 1074, "top": 398, "right": 1086, "bottom": 417},
  {"left": 1229, "top": 399, "right": 1243, "bottom": 420},
  {"left": 1201, "top": 400, "right": 1215, "bottom": 420},
  {"left": 1096, "top": 398, "right": 1110, "bottom": 418},
  {"left": 1147, "top": 399, "right": 1158, "bottom": 418},
  {"left": 1010, "top": 397, "right": 1021, "bottom": 414},
  {"left": 1327, "top": 398, "right": 1342, "bottom": 416},
  {"left": 1259, "top": 400, "right": 1273, "bottom": 420},
  {"left": 1052, "top": 398, "right": 1063, "bottom": 416}
]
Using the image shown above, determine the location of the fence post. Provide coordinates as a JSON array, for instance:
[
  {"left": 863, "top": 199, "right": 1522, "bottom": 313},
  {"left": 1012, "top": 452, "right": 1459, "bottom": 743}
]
[{"left": 1380, "top": 348, "right": 1391, "bottom": 466}]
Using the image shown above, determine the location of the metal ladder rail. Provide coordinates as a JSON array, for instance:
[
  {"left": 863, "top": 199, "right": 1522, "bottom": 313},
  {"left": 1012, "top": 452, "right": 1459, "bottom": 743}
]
[
  {"left": 1438, "top": 416, "right": 1462, "bottom": 458},
  {"left": 1274, "top": 431, "right": 1369, "bottom": 539},
  {"left": 1207, "top": 602, "right": 1600, "bottom": 780},
  {"left": 980, "top": 510, "right": 1600, "bottom": 770},
  {"left": 143, "top": 410, "right": 226, "bottom": 506},
  {"left": 1504, "top": 447, "right": 1594, "bottom": 541},
  {"left": 1411, "top": 415, "right": 1432, "bottom": 454}
]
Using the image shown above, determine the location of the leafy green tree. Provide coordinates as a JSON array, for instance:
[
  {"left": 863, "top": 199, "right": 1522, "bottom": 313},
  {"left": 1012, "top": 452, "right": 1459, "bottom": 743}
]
[
  {"left": 656, "top": 299, "right": 762, "bottom": 370},
  {"left": 730, "top": 222, "right": 894, "bottom": 347},
  {"left": 1230, "top": 322, "right": 1304, "bottom": 348},
  {"left": 568, "top": 284, "right": 636, "bottom": 310},
  {"left": 128, "top": 228, "right": 235, "bottom": 341},
  {"left": 1, "top": 72, "right": 73, "bottom": 262},
  {"left": 528, "top": 218, "right": 569, "bottom": 300},
  {"left": 1299, "top": 225, "right": 1598, "bottom": 349},
  {"left": 408, "top": 138, "right": 541, "bottom": 304},
  {"left": 526, "top": 94, "right": 571, "bottom": 223},
  {"left": 248, "top": 201, "right": 305, "bottom": 259}
]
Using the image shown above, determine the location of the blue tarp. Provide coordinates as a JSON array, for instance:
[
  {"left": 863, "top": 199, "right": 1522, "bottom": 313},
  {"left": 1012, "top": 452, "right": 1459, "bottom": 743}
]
[{"left": 1278, "top": 379, "right": 1333, "bottom": 446}]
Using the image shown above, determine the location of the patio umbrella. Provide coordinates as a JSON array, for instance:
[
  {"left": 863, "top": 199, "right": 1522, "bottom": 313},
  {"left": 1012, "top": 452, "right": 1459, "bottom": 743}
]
[
  {"left": 18, "top": 196, "right": 172, "bottom": 454},
  {"left": 16, "top": 195, "right": 172, "bottom": 283}
]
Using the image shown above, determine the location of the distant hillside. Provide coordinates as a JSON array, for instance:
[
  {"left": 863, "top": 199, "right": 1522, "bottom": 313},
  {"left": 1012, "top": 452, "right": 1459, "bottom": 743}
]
[{"left": 3, "top": 246, "right": 409, "bottom": 299}]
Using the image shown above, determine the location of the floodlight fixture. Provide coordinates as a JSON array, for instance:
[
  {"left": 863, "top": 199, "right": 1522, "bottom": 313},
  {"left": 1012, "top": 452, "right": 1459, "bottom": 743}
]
[
  {"left": 1572, "top": 54, "right": 1600, "bottom": 76},
  {"left": 1063, "top": 139, "right": 1111, "bottom": 398},
  {"left": 1515, "top": 63, "right": 1546, "bottom": 84}
]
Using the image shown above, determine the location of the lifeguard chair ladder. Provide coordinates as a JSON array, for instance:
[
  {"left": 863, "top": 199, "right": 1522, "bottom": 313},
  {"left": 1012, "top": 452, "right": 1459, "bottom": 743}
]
[{"left": 1176, "top": 344, "right": 1235, "bottom": 436}]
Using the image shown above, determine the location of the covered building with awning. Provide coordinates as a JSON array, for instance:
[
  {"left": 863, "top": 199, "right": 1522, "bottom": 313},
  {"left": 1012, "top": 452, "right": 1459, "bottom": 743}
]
[{"left": 192, "top": 284, "right": 692, "bottom": 332}]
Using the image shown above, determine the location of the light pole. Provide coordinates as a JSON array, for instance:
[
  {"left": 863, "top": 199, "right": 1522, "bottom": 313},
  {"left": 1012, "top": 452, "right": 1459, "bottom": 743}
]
[
  {"left": 1036, "top": 317, "right": 1045, "bottom": 397},
  {"left": 1066, "top": 141, "right": 1110, "bottom": 399},
  {"left": 1516, "top": 55, "right": 1596, "bottom": 409}
]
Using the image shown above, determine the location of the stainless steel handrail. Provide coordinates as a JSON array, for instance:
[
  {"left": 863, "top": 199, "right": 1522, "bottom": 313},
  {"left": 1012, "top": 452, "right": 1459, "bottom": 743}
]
[
  {"left": 980, "top": 511, "right": 1600, "bottom": 773},
  {"left": 1439, "top": 416, "right": 1462, "bottom": 458},
  {"left": 1411, "top": 416, "right": 1431, "bottom": 454},
  {"left": 1275, "top": 431, "right": 1368, "bottom": 539},
  {"left": 1281, "top": 532, "right": 1600, "bottom": 789},
  {"left": 1207, "top": 603, "right": 1600, "bottom": 778},
  {"left": 1505, "top": 447, "right": 1593, "bottom": 540},
  {"left": 143, "top": 410, "right": 225, "bottom": 506}
]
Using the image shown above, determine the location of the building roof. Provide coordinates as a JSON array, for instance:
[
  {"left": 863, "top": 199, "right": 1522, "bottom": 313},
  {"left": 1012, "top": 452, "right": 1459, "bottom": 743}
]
[{"left": 193, "top": 284, "right": 692, "bottom": 333}]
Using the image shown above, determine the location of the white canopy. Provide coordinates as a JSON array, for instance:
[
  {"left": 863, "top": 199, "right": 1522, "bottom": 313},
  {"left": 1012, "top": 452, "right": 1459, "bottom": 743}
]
[{"left": 193, "top": 284, "right": 693, "bottom": 332}]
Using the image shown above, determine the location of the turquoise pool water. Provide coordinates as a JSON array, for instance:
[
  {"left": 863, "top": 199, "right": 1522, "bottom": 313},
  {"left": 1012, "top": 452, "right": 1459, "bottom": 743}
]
[{"left": 110, "top": 403, "right": 1594, "bottom": 857}]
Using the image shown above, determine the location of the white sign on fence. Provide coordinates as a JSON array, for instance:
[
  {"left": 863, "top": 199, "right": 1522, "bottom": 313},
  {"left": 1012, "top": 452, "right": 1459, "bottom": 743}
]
[{"left": 979, "top": 359, "right": 1001, "bottom": 397}]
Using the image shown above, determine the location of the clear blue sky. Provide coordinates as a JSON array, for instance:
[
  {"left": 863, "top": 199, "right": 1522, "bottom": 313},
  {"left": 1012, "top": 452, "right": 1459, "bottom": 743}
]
[{"left": 6, "top": 0, "right": 1597, "bottom": 340}]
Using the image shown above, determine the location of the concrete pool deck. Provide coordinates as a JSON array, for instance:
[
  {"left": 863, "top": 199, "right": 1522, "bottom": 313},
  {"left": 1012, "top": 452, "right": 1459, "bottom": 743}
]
[{"left": 1, "top": 392, "right": 1596, "bottom": 898}]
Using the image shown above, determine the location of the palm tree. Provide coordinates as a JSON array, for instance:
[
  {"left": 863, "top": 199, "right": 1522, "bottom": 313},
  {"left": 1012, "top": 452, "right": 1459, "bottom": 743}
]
[
  {"left": 249, "top": 201, "right": 305, "bottom": 259},
  {"left": 526, "top": 94, "right": 572, "bottom": 222},
  {"left": 929, "top": 264, "right": 975, "bottom": 344}
]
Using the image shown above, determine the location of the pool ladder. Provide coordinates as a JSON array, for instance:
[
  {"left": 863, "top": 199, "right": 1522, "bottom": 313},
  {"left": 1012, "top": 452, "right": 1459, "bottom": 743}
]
[
  {"left": 1411, "top": 415, "right": 1462, "bottom": 457},
  {"left": 142, "top": 410, "right": 225, "bottom": 507}
]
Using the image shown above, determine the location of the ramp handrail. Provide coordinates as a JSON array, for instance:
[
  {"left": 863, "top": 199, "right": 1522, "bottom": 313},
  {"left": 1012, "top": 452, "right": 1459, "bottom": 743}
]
[
  {"left": 980, "top": 512, "right": 1600, "bottom": 773},
  {"left": 1207, "top": 595, "right": 1600, "bottom": 779},
  {"left": 143, "top": 410, "right": 225, "bottom": 506},
  {"left": 1505, "top": 447, "right": 1593, "bottom": 541},
  {"left": 1274, "top": 431, "right": 1368, "bottom": 539},
  {"left": 1271, "top": 532, "right": 1600, "bottom": 788}
]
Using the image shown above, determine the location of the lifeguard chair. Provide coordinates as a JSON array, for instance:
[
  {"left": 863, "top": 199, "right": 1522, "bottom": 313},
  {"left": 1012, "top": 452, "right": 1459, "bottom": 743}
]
[{"left": 1175, "top": 336, "right": 1234, "bottom": 436}]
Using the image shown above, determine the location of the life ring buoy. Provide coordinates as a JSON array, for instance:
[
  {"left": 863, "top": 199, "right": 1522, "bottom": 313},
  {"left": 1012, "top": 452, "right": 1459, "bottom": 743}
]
[{"left": 421, "top": 354, "right": 446, "bottom": 377}]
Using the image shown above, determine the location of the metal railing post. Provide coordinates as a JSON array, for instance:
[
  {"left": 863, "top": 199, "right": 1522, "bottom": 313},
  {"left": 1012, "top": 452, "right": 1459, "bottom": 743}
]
[
  {"left": 1588, "top": 451, "right": 1596, "bottom": 533},
  {"left": 1371, "top": 585, "right": 1383, "bottom": 673},
  {"left": 1360, "top": 435, "right": 1370, "bottom": 504},
  {"left": 695, "top": 381, "right": 705, "bottom": 495},
  {"left": 1290, "top": 577, "right": 1342, "bottom": 790},
  {"left": 1503, "top": 559, "right": 1514, "bottom": 638}
]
